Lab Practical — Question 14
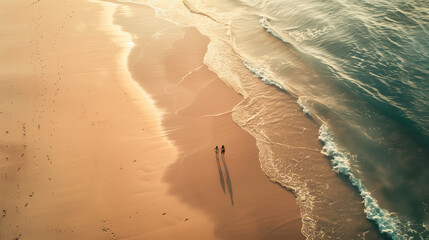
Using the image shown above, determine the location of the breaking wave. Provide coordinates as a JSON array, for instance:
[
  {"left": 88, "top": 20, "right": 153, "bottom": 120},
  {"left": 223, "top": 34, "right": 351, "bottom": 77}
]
[
  {"left": 319, "top": 125, "right": 408, "bottom": 240},
  {"left": 297, "top": 97, "right": 311, "bottom": 116},
  {"left": 243, "top": 61, "right": 287, "bottom": 91},
  {"left": 260, "top": 17, "right": 289, "bottom": 44}
]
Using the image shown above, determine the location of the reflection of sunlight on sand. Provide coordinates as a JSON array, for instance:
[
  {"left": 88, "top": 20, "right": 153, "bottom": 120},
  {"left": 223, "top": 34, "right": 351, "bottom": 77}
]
[
  {"left": 94, "top": 0, "right": 172, "bottom": 140},
  {"left": 91, "top": 1, "right": 218, "bottom": 238},
  {"left": 151, "top": 26, "right": 184, "bottom": 40}
]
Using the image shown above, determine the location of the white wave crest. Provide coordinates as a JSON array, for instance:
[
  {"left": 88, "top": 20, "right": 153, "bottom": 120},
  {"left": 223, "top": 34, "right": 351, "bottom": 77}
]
[
  {"left": 297, "top": 97, "right": 311, "bottom": 116},
  {"left": 286, "top": 26, "right": 333, "bottom": 43},
  {"left": 260, "top": 16, "right": 289, "bottom": 44},
  {"left": 243, "top": 61, "right": 287, "bottom": 91},
  {"left": 261, "top": 16, "right": 333, "bottom": 44},
  {"left": 318, "top": 125, "right": 409, "bottom": 240}
]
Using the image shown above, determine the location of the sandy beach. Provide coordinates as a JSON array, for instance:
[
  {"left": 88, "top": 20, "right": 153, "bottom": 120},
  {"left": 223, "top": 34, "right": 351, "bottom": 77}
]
[{"left": 0, "top": 0, "right": 304, "bottom": 239}]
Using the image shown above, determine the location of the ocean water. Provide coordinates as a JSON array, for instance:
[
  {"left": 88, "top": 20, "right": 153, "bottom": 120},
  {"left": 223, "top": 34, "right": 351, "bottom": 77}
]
[
  {"left": 233, "top": 1, "right": 429, "bottom": 238},
  {"left": 128, "top": 0, "right": 428, "bottom": 239}
]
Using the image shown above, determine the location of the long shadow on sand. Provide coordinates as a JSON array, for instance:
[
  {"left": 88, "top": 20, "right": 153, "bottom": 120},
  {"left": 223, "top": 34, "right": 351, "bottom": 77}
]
[
  {"left": 221, "top": 153, "right": 234, "bottom": 206},
  {"left": 215, "top": 152, "right": 226, "bottom": 194}
]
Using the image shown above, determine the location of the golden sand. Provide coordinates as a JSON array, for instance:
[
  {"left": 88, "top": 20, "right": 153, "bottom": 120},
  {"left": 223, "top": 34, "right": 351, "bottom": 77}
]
[{"left": 0, "top": 1, "right": 303, "bottom": 239}]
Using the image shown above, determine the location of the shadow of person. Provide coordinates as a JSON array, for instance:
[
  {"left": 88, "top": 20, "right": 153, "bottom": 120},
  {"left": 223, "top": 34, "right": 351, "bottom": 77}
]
[
  {"left": 215, "top": 150, "right": 226, "bottom": 194},
  {"left": 221, "top": 153, "right": 234, "bottom": 206}
]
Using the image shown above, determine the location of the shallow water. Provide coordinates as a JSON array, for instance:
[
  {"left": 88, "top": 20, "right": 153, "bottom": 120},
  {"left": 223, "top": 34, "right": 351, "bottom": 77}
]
[{"left": 130, "top": 0, "right": 429, "bottom": 239}]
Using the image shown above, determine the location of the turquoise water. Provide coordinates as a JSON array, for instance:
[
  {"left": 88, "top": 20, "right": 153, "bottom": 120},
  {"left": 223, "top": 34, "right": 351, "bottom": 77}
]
[
  {"left": 242, "top": 0, "right": 429, "bottom": 238},
  {"left": 136, "top": 0, "right": 429, "bottom": 238},
  {"left": 182, "top": 0, "right": 429, "bottom": 238}
]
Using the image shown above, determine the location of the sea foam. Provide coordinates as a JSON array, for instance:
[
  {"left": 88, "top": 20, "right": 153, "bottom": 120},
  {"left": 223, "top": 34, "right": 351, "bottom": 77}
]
[
  {"left": 297, "top": 97, "right": 311, "bottom": 116},
  {"left": 245, "top": 48, "right": 408, "bottom": 240},
  {"left": 260, "top": 17, "right": 289, "bottom": 44},
  {"left": 137, "top": 1, "right": 428, "bottom": 238},
  {"left": 243, "top": 61, "right": 287, "bottom": 91},
  {"left": 319, "top": 125, "right": 408, "bottom": 240}
]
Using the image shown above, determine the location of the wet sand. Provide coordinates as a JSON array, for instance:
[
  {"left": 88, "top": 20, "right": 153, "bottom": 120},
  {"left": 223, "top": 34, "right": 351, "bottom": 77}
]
[
  {"left": 115, "top": 2, "right": 305, "bottom": 239},
  {"left": 0, "top": 0, "right": 304, "bottom": 239}
]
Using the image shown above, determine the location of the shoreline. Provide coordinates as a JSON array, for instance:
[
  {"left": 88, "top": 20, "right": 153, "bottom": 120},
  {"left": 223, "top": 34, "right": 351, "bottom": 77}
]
[
  {"left": 115, "top": 3, "right": 306, "bottom": 239},
  {"left": 0, "top": 0, "right": 386, "bottom": 239},
  {"left": 1, "top": 0, "right": 305, "bottom": 239},
  {"left": 136, "top": 1, "right": 386, "bottom": 239}
]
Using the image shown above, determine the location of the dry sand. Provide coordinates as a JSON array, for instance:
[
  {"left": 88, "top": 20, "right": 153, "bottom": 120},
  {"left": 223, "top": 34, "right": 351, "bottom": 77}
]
[{"left": 0, "top": 0, "right": 303, "bottom": 239}]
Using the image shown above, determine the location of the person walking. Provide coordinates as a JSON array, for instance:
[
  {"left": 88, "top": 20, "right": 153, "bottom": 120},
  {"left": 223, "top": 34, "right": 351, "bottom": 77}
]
[
  {"left": 221, "top": 145, "right": 225, "bottom": 155},
  {"left": 215, "top": 146, "right": 219, "bottom": 154}
]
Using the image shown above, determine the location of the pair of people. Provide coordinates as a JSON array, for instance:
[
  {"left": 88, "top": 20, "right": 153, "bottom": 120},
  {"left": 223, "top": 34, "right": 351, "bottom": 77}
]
[{"left": 215, "top": 145, "right": 225, "bottom": 154}]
